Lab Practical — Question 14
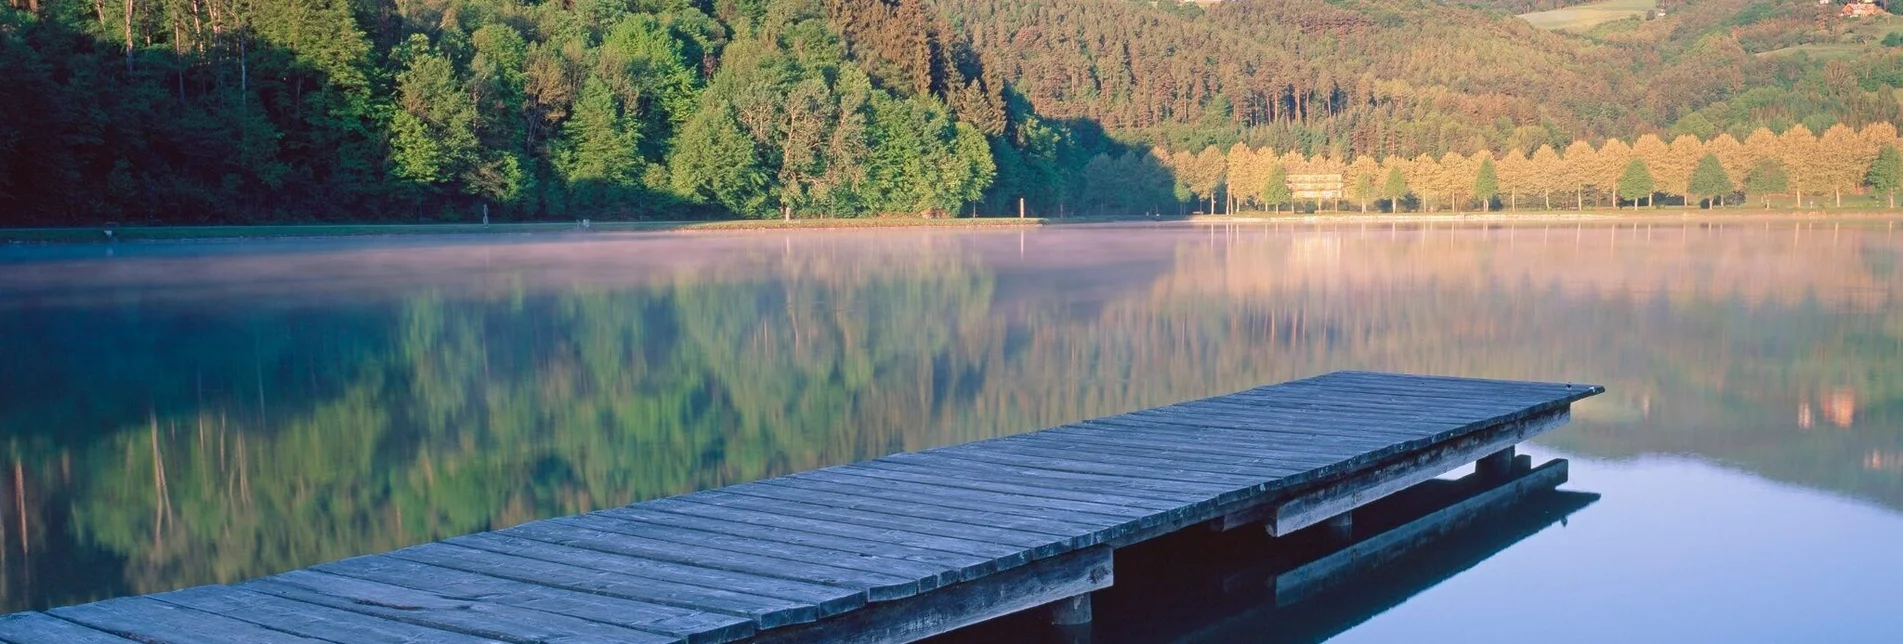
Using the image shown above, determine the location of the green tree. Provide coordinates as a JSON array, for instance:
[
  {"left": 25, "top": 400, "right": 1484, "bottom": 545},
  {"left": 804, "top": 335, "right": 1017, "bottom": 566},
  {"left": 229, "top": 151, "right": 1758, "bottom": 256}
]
[
  {"left": 1617, "top": 158, "right": 1655, "bottom": 208},
  {"left": 1381, "top": 167, "right": 1409, "bottom": 213},
  {"left": 670, "top": 104, "right": 772, "bottom": 217},
  {"left": 1473, "top": 158, "right": 1499, "bottom": 212},
  {"left": 390, "top": 41, "right": 480, "bottom": 201},
  {"left": 1744, "top": 158, "right": 1790, "bottom": 208},
  {"left": 1868, "top": 144, "right": 1902, "bottom": 209},
  {"left": 1263, "top": 164, "right": 1293, "bottom": 213},
  {"left": 1688, "top": 153, "right": 1733, "bottom": 208},
  {"left": 554, "top": 76, "right": 645, "bottom": 213}
]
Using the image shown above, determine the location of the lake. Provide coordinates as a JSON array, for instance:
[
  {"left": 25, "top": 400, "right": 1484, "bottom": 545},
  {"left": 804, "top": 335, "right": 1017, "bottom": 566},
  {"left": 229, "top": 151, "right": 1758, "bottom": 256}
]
[{"left": 1, "top": 220, "right": 1899, "bottom": 640}]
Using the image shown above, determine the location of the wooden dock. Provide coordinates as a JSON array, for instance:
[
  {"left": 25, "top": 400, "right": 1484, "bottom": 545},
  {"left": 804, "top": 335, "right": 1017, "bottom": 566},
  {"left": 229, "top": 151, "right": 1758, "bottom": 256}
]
[{"left": 0, "top": 371, "right": 1602, "bottom": 644}]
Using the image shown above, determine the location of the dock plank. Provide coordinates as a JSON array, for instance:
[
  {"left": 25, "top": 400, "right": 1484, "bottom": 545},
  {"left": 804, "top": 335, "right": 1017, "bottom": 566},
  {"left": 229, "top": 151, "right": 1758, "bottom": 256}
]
[
  {"left": 151, "top": 585, "right": 503, "bottom": 644},
  {"left": 0, "top": 613, "right": 136, "bottom": 644},
  {"left": 246, "top": 570, "right": 680, "bottom": 644},
  {"left": 391, "top": 540, "right": 830, "bottom": 626},
  {"left": 50, "top": 596, "right": 325, "bottom": 644},
  {"left": 559, "top": 510, "right": 994, "bottom": 583},
  {"left": 313, "top": 555, "right": 755, "bottom": 644},
  {"left": 488, "top": 520, "right": 923, "bottom": 600}
]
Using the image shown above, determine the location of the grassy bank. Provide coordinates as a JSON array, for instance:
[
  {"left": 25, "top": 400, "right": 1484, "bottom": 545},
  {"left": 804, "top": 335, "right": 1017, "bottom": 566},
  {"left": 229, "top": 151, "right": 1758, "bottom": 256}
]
[
  {"left": 7, "top": 208, "right": 1902, "bottom": 244},
  {"left": 0, "top": 216, "right": 1056, "bottom": 244}
]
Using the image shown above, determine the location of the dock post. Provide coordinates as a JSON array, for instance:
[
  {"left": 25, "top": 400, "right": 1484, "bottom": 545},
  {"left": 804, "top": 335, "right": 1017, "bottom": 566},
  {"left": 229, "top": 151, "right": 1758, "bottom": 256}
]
[
  {"left": 1047, "top": 593, "right": 1092, "bottom": 626},
  {"left": 1477, "top": 446, "right": 1516, "bottom": 481},
  {"left": 1325, "top": 512, "right": 1353, "bottom": 541}
]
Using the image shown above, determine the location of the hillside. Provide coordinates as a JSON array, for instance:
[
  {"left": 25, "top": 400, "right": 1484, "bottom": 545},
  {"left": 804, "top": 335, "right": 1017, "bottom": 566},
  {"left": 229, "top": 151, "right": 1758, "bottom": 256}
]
[{"left": 1, "top": 0, "right": 1900, "bottom": 224}]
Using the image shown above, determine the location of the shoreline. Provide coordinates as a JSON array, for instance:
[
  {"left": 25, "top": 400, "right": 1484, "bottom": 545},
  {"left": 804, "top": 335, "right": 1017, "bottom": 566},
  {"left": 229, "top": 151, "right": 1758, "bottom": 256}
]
[{"left": 4, "top": 209, "right": 1901, "bottom": 244}]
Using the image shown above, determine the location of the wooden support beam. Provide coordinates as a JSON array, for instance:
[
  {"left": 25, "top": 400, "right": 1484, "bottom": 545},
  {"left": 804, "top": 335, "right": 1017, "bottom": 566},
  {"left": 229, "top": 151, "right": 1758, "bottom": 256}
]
[
  {"left": 1046, "top": 593, "right": 1092, "bottom": 626},
  {"left": 1215, "top": 407, "right": 1569, "bottom": 535},
  {"left": 1321, "top": 512, "right": 1353, "bottom": 541},
  {"left": 1274, "top": 458, "right": 1571, "bottom": 604},
  {"left": 747, "top": 545, "right": 1112, "bottom": 644},
  {"left": 1475, "top": 446, "right": 1515, "bottom": 482}
]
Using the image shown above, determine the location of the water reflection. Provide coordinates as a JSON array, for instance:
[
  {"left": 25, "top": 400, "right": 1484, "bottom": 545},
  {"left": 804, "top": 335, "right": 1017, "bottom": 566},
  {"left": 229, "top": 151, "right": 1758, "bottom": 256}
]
[{"left": 0, "top": 221, "right": 1898, "bottom": 614}]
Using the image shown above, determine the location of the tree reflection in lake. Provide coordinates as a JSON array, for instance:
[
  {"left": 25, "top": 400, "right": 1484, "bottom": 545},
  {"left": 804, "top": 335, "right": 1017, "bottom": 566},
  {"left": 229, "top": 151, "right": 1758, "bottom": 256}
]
[{"left": 0, "top": 221, "right": 1897, "bottom": 617}]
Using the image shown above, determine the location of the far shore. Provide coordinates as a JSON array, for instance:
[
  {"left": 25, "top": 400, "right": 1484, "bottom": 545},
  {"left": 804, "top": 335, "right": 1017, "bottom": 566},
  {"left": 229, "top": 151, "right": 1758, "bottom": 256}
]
[{"left": 4, "top": 208, "right": 1901, "bottom": 244}]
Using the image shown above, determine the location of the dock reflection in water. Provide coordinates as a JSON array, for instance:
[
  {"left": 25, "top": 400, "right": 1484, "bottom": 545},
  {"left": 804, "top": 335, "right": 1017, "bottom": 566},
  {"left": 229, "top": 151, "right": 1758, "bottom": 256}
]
[{"left": 934, "top": 457, "right": 1599, "bottom": 644}]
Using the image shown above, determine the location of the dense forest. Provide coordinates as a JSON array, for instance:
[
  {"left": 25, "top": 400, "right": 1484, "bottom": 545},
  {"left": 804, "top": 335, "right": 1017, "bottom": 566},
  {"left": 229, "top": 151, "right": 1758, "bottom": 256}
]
[{"left": 2, "top": 0, "right": 1902, "bottom": 223}]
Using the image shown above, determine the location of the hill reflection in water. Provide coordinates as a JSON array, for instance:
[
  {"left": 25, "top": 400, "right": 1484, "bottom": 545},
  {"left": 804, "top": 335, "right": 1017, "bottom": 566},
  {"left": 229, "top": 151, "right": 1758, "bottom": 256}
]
[{"left": 0, "top": 221, "right": 1897, "bottom": 620}]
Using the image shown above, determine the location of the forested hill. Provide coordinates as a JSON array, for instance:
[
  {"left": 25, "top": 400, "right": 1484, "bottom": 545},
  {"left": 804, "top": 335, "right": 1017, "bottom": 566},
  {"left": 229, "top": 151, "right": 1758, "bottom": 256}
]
[{"left": 1, "top": 0, "right": 1900, "bottom": 224}]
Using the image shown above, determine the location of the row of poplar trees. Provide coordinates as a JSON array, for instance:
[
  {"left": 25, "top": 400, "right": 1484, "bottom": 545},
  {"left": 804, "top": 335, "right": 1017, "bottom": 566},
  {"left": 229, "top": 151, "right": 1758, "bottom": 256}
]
[{"left": 1144, "top": 122, "right": 1903, "bottom": 213}]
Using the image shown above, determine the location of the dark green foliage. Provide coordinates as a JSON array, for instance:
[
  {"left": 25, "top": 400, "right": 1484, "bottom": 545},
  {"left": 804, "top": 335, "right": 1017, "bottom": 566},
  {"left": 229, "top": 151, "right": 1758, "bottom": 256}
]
[
  {"left": 1263, "top": 164, "right": 1294, "bottom": 212},
  {"left": 0, "top": 0, "right": 1019, "bottom": 223},
  {"left": 1382, "top": 167, "right": 1409, "bottom": 211},
  {"left": 1689, "top": 153, "right": 1733, "bottom": 207},
  {"left": 1868, "top": 144, "right": 1902, "bottom": 207},
  {"left": 1618, "top": 158, "right": 1655, "bottom": 205},
  {"left": 1474, "top": 158, "right": 1499, "bottom": 209},
  {"left": 1745, "top": 158, "right": 1790, "bottom": 207}
]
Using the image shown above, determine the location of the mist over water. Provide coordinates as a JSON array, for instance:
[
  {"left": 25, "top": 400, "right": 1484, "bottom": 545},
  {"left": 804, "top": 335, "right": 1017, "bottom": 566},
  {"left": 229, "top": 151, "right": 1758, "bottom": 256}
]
[{"left": 1, "top": 221, "right": 1899, "bottom": 638}]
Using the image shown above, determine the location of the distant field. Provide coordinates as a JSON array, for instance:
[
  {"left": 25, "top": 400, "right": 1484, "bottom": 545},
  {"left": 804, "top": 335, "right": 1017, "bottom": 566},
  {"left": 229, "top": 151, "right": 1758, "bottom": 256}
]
[
  {"left": 1756, "top": 44, "right": 1866, "bottom": 60},
  {"left": 1519, "top": 0, "right": 1656, "bottom": 32}
]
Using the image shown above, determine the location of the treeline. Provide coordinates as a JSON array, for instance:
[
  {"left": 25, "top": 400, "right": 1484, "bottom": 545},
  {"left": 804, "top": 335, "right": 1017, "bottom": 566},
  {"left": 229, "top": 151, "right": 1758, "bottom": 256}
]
[
  {"left": 1073, "top": 122, "right": 1903, "bottom": 214},
  {"left": 0, "top": 0, "right": 1115, "bottom": 224}
]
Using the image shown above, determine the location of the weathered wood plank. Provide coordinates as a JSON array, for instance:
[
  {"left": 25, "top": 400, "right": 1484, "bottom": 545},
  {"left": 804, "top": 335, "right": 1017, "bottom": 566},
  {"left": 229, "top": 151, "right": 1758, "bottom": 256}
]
[
  {"left": 151, "top": 585, "right": 504, "bottom": 644},
  {"left": 676, "top": 489, "right": 1082, "bottom": 557},
  {"left": 49, "top": 596, "right": 325, "bottom": 644},
  {"left": 490, "top": 519, "right": 927, "bottom": 600},
  {"left": 982, "top": 434, "right": 1310, "bottom": 479},
  {"left": 243, "top": 571, "right": 678, "bottom": 644},
  {"left": 313, "top": 555, "right": 755, "bottom": 644},
  {"left": 844, "top": 460, "right": 1186, "bottom": 511},
  {"left": 626, "top": 497, "right": 1031, "bottom": 565},
  {"left": 734, "top": 479, "right": 1119, "bottom": 539},
  {"left": 392, "top": 539, "right": 833, "bottom": 625},
  {"left": 565, "top": 508, "right": 998, "bottom": 583},
  {"left": 0, "top": 613, "right": 138, "bottom": 644},
  {"left": 785, "top": 469, "right": 1151, "bottom": 529},
  {"left": 747, "top": 546, "right": 1114, "bottom": 644}
]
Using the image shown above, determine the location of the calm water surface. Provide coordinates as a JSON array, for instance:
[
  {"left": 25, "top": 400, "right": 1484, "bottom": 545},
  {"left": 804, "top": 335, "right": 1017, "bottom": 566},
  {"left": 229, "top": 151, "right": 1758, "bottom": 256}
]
[{"left": 1, "top": 221, "right": 1900, "bottom": 640}]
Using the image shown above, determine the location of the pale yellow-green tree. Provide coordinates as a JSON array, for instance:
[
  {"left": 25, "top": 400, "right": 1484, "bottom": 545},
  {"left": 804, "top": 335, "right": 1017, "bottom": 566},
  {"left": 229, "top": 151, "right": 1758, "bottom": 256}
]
[
  {"left": 1440, "top": 151, "right": 1477, "bottom": 212},
  {"left": 1495, "top": 149, "right": 1530, "bottom": 211},
  {"left": 1658, "top": 135, "right": 1705, "bottom": 201},
  {"left": 1592, "top": 139, "right": 1633, "bottom": 208},
  {"left": 1562, "top": 140, "right": 1596, "bottom": 210},
  {"left": 1779, "top": 124, "right": 1819, "bottom": 207},
  {"left": 1631, "top": 134, "right": 1672, "bottom": 202},
  {"left": 1347, "top": 155, "right": 1381, "bottom": 213},
  {"left": 1817, "top": 124, "right": 1870, "bottom": 208},
  {"left": 1225, "top": 143, "right": 1266, "bottom": 211},
  {"left": 1182, "top": 145, "right": 1228, "bottom": 213},
  {"left": 1409, "top": 153, "right": 1442, "bottom": 212},
  {"left": 1705, "top": 133, "right": 1750, "bottom": 192},
  {"left": 1529, "top": 144, "right": 1564, "bottom": 210}
]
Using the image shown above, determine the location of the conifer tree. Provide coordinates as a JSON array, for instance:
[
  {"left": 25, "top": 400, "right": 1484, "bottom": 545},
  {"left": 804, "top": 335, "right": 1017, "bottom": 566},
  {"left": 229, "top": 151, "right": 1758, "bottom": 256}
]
[
  {"left": 1868, "top": 144, "right": 1902, "bottom": 209},
  {"left": 1745, "top": 159, "right": 1789, "bottom": 209},
  {"left": 1381, "top": 164, "right": 1409, "bottom": 213},
  {"left": 1474, "top": 158, "right": 1498, "bottom": 213},
  {"left": 1263, "top": 164, "right": 1293, "bottom": 213},
  {"left": 1688, "top": 153, "right": 1732, "bottom": 209},
  {"left": 1617, "top": 158, "right": 1654, "bottom": 208}
]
